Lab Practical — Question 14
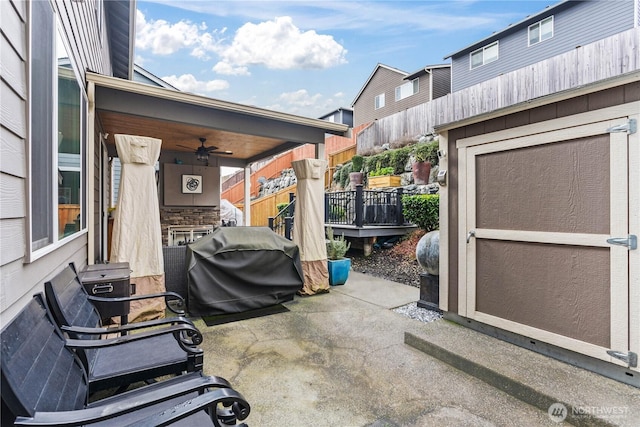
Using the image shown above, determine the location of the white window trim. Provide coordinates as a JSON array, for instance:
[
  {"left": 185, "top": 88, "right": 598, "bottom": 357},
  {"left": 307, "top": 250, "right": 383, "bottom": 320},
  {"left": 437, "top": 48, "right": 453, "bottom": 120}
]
[
  {"left": 26, "top": 5, "right": 88, "bottom": 262},
  {"left": 528, "top": 15, "right": 554, "bottom": 47},
  {"left": 395, "top": 78, "right": 419, "bottom": 101},
  {"left": 375, "top": 93, "right": 385, "bottom": 110},
  {"left": 470, "top": 41, "right": 499, "bottom": 70}
]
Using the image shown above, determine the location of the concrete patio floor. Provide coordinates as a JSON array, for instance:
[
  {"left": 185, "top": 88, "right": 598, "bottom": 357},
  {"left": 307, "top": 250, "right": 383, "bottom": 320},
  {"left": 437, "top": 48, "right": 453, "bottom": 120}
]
[{"left": 191, "top": 272, "right": 640, "bottom": 426}]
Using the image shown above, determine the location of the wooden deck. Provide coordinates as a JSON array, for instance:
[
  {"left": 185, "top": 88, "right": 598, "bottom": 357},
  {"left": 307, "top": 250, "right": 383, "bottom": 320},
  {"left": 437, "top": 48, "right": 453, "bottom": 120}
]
[{"left": 326, "top": 224, "right": 418, "bottom": 256}]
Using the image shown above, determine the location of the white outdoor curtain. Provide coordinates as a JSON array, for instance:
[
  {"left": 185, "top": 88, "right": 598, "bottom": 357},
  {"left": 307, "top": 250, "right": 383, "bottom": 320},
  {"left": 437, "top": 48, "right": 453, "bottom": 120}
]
[
  {"left": 292, "top": 158, "right": 330, "bottom": 295},
  {"left": 111, "top": 134, "right": 166, "bottom": 321}
]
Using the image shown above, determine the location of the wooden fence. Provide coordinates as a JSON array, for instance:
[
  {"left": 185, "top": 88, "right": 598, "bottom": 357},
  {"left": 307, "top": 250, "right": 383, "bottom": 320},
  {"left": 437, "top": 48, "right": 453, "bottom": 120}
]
[
  {"left": 234, "top": 184, "right": 297, "bottom": 227},
  {"left": 358, "top": 28, "right": 640, "bottom": 150}
]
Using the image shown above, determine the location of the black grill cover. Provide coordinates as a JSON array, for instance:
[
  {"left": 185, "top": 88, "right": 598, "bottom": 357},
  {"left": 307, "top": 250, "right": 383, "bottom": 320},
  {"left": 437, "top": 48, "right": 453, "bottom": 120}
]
[{"left": 186, "top": 227, "right": 304, "bottom": 316}]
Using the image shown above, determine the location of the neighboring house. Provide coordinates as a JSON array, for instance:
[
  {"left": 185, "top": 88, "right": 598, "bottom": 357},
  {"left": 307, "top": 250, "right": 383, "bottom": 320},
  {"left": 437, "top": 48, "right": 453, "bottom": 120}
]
[
  {"left": 351, "top": 63, "right": 451, "bottom": 127},
  {"left": 319, "top": 107, "right": 354, "bottom": 127},
  {"left": 0, "top": 0, "right": 347, "bottom": 324},
  {"left": 445, "top": 0, "right": 639, "bottom": 92}
]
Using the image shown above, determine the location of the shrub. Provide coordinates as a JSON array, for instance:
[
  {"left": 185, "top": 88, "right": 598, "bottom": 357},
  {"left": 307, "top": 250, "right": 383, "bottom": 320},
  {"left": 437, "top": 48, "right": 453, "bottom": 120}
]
[
  {"left": 351, "top": 155, "right": 364, "bottom": 172},
  {"left": 276, "top": 202, "right": 289, "bottom": 213},
  {"left": 402, "top": 194, "right": 439, "bottom": 231},
  {"left": 339, "top": 162, "right": 353, "bottom": 189},
  {"left": 390, "top": 146, "right": 411, "bottom": 175}
]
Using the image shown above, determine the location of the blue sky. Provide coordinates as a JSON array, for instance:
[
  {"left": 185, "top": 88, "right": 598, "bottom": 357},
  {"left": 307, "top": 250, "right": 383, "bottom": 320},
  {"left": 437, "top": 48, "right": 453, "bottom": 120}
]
[{"left": 135, "top": 0, "right": 554, "bottom": 119}]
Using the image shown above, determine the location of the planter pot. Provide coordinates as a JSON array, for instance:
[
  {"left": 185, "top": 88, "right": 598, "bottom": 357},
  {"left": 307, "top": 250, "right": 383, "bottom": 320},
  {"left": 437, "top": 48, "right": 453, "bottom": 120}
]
[
  {"left": 327, "top": 257, "right": 351, "bottom": 286},
  {"left": 368, "top": 175, "right": 401, "bottom": 189},
  {"left": 412, "top": 161, "right": 431, "bottom": 185},
  {"left": 349, "top": 172, "right": 364, "bottom": 190}
]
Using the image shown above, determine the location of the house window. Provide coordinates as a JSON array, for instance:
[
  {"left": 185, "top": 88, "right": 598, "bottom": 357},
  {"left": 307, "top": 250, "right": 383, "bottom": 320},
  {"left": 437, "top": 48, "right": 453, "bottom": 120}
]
[
  {"left": 470, "top": 41, "right": 499, "bottom": 69},
  {"left": 375, "top": 93, "right": 385, "bottom": 109},
  {"left": 395, "top": 78, "right": 419, "bottom": 101},
  {"left": 529, "top": 16, "right": 553, "bottom": 45},
  {"left": 30, "top": 1, "right": 86, "bottom": 255}
]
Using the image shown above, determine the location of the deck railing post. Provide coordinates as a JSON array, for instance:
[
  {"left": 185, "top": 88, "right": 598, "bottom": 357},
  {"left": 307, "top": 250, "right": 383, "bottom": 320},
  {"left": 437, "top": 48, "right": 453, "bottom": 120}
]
[
  {"left": 324, "top": 193, "right": 330, "bottom": 223},
  {"left": 268, "top": 217, "right": 275, "bottom": 230},
  {"left": 355, "top": 185, "right": 364, "bottom": 228},
  {"left": 288, "top": 192, "right": 295, "bottom": 217},
  {"left": 396, "top": 188, "right": 404, "bottom": 225},
  {"left": 285, "top": 217, "right": 293, "bottom": 240}
]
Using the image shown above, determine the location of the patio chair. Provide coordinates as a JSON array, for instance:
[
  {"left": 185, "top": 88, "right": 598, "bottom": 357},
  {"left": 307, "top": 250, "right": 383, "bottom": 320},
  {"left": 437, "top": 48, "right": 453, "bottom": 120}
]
[
  {"left": 45, "top": 263, "right": 200, "bottom": 341},
  {"left": 44, "top": 264, "right": 206, "bottom": 393},
  {"left": 1, "top": 294, "right": 250, "bottom": 426}
]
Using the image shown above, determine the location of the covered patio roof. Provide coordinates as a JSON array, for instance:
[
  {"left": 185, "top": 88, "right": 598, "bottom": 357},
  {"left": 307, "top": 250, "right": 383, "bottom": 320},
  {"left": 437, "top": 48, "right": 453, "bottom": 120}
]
[{"left": 87, "top": 72, "right": 350, "bottom": 166}]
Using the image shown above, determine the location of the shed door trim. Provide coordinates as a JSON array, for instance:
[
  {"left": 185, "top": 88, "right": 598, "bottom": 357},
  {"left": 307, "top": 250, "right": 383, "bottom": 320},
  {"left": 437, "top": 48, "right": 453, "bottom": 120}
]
[{"left": 458, "top": 105, "right": 636, "bottom": 367}]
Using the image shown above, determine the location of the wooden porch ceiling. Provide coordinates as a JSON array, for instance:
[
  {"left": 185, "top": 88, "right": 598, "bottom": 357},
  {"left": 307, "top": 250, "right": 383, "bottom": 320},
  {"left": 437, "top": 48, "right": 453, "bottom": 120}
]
[{"left": 98, "top": 110, "right": 284, "bottom": 161}]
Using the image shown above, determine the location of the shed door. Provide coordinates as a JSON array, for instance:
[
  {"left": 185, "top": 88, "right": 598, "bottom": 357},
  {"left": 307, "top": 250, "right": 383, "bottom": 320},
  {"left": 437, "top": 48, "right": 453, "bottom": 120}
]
[{"left": 459, "top": 113, "right": 637, "bottom": 368}]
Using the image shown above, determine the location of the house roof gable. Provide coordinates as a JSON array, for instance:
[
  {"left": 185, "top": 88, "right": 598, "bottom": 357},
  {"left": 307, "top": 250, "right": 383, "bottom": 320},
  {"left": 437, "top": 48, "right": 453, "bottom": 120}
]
[{"left": 351, "top": 63, "right": 408, "bottom": 106}]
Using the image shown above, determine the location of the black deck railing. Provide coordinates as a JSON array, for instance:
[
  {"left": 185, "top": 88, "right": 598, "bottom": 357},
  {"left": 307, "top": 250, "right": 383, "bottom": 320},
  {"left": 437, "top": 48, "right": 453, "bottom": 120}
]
[
  {"left": 268, "top": 193, "right": 295, "bottom": 240},
  {"left": 325, "top": 185, "right": 406, "bottom": 227},
  {"left": 269, "top": 186, "right": 409, "bottom": 240}
]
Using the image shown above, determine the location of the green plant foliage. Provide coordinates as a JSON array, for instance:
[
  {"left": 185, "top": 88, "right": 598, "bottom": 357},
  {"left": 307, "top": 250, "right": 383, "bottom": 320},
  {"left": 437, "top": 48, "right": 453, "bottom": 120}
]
[
  {"left": 339, "top": 162, "right": 353, "bottom": 189},
  {"left": 276, "top": 202, "right": 289, "bottom": 213},
  {"left": 368, "top": 166, "right": 394, "bottom": 177},
  {"left": 351, "top": 154, "right": 364, "bottom": 172},
  {"left": 402, "top": 194, "right": 439, "bottom": 231},
  {"left": 326, "top": 226, "right": 351, "bottom": 259},
  {"left": 413, "top": 139, "right": 440, "bottom": 166},
  {"left": 390, "top": 146, "right": 410, "bottom": 175}
]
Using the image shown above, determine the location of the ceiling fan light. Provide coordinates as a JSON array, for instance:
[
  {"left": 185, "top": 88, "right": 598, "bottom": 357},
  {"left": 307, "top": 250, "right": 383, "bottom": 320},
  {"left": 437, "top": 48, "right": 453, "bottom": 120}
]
[{"left": 196, "top": 152, "right": 208, "bottom": 161}]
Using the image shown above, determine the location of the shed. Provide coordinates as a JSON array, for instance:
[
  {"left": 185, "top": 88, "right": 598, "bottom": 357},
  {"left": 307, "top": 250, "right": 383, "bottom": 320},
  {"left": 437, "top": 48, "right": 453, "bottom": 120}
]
[{"left": 436, "top": 72, "right": 640, "bottom": 387}]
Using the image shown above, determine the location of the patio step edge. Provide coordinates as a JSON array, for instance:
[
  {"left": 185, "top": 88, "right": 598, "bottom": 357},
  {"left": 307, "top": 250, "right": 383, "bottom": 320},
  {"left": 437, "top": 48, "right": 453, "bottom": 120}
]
[{"left": 405, "top": 330, "right": 621, "bottom": 427}]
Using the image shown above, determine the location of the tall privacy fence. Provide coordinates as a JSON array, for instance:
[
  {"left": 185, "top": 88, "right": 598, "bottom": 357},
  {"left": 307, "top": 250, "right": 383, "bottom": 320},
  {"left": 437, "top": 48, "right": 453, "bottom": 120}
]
[{"left": 358, "top": 28, "right": 640, "bottom": 151}]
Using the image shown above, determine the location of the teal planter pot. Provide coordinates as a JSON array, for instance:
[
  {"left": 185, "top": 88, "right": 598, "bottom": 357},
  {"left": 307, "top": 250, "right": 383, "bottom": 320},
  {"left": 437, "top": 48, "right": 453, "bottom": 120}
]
[{"left": 328, "top": 258, "right": 351, "bottom": 286}]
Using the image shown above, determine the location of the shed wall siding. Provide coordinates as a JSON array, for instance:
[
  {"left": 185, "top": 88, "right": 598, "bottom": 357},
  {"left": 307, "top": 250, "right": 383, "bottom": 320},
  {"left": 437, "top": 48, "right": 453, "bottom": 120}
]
[
  {"left": 0, "top": 0, "right": 111, "bottom": 323},
  {"left": 451, "top": 1, "right": 635, "bottom": 91}
]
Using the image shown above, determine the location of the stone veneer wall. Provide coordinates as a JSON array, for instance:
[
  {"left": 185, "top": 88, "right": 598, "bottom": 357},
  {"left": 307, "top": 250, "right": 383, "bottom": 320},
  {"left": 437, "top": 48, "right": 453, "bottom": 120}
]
[{"left": 160, "top": 207, "right": 220, "bottom": 246}]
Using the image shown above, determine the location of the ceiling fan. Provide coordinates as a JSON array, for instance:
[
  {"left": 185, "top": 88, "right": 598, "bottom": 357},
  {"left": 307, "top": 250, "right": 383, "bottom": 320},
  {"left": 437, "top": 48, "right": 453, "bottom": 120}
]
[{"left": 177, "top": 137, "right": 233, "bottom": 161}]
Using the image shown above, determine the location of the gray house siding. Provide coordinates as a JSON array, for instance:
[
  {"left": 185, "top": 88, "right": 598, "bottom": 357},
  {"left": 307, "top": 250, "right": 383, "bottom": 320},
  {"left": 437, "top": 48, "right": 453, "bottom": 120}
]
[
  {"left": 432, "top": 67, "right": 451, "bottom": 99},
  {"left": 0, "top": 0, "right": 112, "bottom": 323},
  {"left": 451, "top": 0, "right": 635, "bottom": 92},
  {"left": 353, "top": 67, "right": 405, "bottom": 126},
  {"left": 353, "top": 66, "right": 433, "bottom": 127}
]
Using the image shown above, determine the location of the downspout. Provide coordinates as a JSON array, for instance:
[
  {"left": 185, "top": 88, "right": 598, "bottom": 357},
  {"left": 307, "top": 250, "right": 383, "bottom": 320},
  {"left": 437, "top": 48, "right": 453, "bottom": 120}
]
[{"left": 87, "top": 80, "right": 96, "bottom": 264}]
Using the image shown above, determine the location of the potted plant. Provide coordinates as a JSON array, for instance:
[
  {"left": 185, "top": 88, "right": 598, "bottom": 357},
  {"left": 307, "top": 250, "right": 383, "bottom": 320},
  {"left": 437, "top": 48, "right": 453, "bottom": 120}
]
[
  {"left": 368, "top": 166, "right": 401, "bottom": 188},
  {"left": 412, "top": 139, "right": 439, "bottom": 185},
  {"left": 348, "top": 155, "right": 364, "bottom": 189},
  {"left": 326, "top": 226, "right": 351, "bottom": 286}
]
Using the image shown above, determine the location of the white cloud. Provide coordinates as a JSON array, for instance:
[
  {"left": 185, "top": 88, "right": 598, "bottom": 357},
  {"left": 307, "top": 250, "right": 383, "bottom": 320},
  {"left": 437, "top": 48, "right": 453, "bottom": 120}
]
[
  {"left": 212, "top": 62, "right": 251, "bottom": 76},
  {"left": 161, "top": 74, "right": 229, "bottom": 95},
  {"left": 136, "top": 10, "right": 225, "bottom": 59},
  {"left": 217, "top": 16, "right": 347, "bottom": 70},
  {"left": 279, "top": 89, "right": 323, "bottom": 107}
]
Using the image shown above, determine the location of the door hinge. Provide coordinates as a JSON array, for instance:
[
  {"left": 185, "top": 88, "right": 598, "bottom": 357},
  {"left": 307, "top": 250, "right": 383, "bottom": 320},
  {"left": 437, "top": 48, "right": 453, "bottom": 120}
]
[
  {"left": 607, "top": 350, "right": 638, "bottom": 368},
  {"left": 606, "top": 235, "right": 637, "bottom": 250},
  {"left": 606, "top": 118, "right": 637, "bottom": 134}
]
